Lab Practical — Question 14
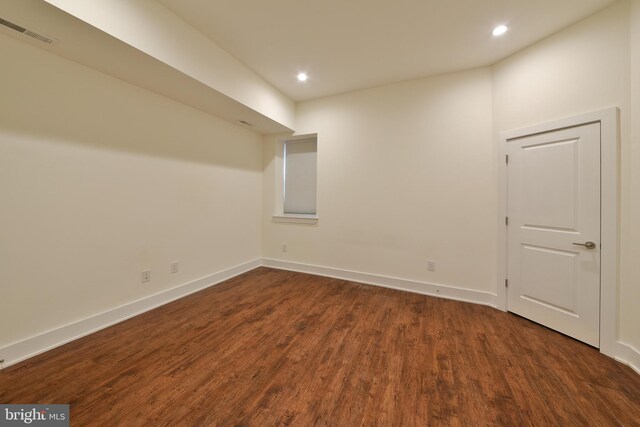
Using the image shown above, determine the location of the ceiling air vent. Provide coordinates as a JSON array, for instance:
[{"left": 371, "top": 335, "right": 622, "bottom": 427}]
[
  {"left": 238, "top": 120, "right": 255, "bottom": 127},
  {"left": 0, "top": 17, "right": 58, "bottom": 45}
]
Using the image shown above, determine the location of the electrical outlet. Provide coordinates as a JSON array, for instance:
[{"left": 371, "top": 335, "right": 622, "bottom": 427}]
[
  {"left": 427, "top": 260, "right": 436, "bottom": 272},
  {"left": 170, "top": 262, "right": 179, "bottom": 274},
  {"left": 141, "top": 270, "right": 151, "bottom": 283},
  {"left": 282, "top": 243, "right": 287, "bottom": 253}
]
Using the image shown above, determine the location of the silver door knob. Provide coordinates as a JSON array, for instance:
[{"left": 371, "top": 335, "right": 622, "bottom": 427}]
[{"left": 573, "top": 241, "right": 597, "bottom": 249}]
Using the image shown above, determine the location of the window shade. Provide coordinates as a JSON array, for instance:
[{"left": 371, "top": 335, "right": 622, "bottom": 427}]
[{"left": 284, "top": 139, "right": 317, "bottom": 214}]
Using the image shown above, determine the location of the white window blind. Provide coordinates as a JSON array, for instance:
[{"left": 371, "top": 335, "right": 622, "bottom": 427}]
[{"left": 284, "top": 139, "right": 317, "bottom": 215}]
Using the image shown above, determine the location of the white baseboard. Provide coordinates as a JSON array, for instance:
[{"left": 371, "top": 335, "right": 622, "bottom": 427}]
[
  {"left": 3, "top": 257, "right": 638, "bottom": 378},
  {"left": 0, "top": 259, "right": 261, "bottom": 370},
  {"left": 612, "top": 341, "right": 640, "bottom": 375},
  {"left": 261, "top": 258, "right": 497, "bottom": 308}
]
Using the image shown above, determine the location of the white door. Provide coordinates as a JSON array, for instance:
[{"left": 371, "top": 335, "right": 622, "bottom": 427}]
[{"left": 507, "top": 123, "right": 601, "bottom": 347}]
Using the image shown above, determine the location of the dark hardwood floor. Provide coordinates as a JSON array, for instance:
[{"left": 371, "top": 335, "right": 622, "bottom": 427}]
[{"left": 1, "top": 268, "right": 639, "bottom": 426}]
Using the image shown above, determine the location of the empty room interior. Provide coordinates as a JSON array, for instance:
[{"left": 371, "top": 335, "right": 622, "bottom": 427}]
[{"left": 1, "top": 0, "right": 640, "bottom": 425}]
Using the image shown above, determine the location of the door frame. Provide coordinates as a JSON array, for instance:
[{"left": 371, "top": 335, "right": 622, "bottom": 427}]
[{"left": 497, "top": 107, "right": 620, "bottom": 356}]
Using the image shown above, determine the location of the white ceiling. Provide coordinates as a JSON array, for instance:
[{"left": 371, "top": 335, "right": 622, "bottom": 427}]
[
  {"left": 158, "top": 0, "right": 617, "bottom": 102},
  {"left": 0, "top": 0, "right": 293, "bottom": 134}
]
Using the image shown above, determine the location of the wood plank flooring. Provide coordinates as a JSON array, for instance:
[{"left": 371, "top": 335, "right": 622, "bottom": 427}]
[{"left": 1, "top": 268, "right": 639, "bottom": 426}]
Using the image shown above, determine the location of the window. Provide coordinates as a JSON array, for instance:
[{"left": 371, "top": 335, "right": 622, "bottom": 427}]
[
  {"left": 284, "top": 137, "right": 317, "bottom": 215},
  {"left": 272, "top": 134, "right": 318, "bottom": 224}
]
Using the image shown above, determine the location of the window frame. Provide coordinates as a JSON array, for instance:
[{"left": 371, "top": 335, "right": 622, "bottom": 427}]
[{"left": 272, "top": 133, "right": 318, "bottom": 224}]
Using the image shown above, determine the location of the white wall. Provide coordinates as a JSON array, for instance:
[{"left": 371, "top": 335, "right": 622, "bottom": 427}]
[
  {"left": 43, "top": 0, "right": 295, "bottom": 129},
  {"left": 628, "top": 0, "right": 640, "bottom": 351},
  {"left": 0, "top": 33, "right": 263, "bottom": 349},
  {"left": 2, "top": 0, "right": 638, "bottom": 367},
  {"left": 263, "top": 68, "right": 496, "bottom": 295},
  {"left": 493, "top": 0, "right": 639, "bottom": 351},
  {"left": 263, "top": 0, "right": 640, "bottom": 358}
]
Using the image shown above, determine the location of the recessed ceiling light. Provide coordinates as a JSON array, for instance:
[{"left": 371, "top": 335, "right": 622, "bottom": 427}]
[
  {"left": 297, "top": 72, "right": 308, "bottom": 82},
  {"left": 492, "top": 25, "right": 508, "bottom": 37}
]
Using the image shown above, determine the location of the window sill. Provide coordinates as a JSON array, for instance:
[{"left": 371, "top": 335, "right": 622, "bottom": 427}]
[{"left": 272, "top": 214, "right": 319, "bottom": 225}]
